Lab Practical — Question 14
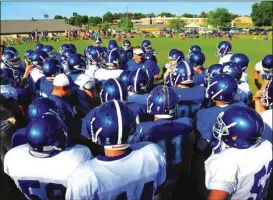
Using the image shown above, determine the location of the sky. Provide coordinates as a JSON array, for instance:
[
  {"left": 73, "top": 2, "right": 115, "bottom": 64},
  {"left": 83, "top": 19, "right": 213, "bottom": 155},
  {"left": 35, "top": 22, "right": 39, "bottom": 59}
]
[{"left": 1, "top": 2, "right": 255, "bottom": 20}]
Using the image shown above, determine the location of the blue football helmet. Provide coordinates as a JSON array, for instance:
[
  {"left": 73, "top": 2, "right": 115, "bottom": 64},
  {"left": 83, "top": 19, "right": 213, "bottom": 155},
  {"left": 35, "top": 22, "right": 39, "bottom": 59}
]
[
  {"left": 30, "top": 50, "right": 49, "bottom": 68},
  {"left": 206, "top": 74, "right": 238, "bottom": 103},
  {"left": 67, "top": 53, "right": 86, "bottom": 72},
  {"left": 42, "top": 58, "right": 63, "bottom": 77},
  {"left": 171, "top": 61, "right": 194, "bottom": 85},
  {"left": 213, "top": 106, "right": 264, "bottom": 149},
  {"left": 189, "top": 45, "right": 202, "bottom": 56},
  {"left": 188, "top": 51, "right": 205, "bottom": 68},
  {"left": 261, "top": 80, "right": 273, "bottom": 108},
  {"left": 100, "top": 78, "right": 128, "bottom": 103},
  {"left": 168, "top": 49, "right": 184, "bottom": 64},
  {"left": 119, "top": 70, "right": 131, "bottom": 88},
  {"left": 262, "top": 55, "right": 273, "bottom": 75},
  {"left": 108, "top": 40, "right": 119, "bottom": 51},
  {"left": 221, "top": 62, "right": 243, "bottom": 81},
  {"left": 86, "top": 47, "right": 101, "bottom": 63},
  {"left": 230, "top": 53, "right": 249, "bottom": 71},
  {"left": 61, "top": 48, "right": 76, "bottom": 66},
  {"left": 26, "top": 113, "right": 67, "bottom": 157},
  {"left": 68, "top": 44, "right": 77, "bottom": 52},
  {"left": 90, "top": 100, "right": 136, "bottom": 148},
  {"left": 24, "top": 49, "right": 34, "bottom": 62},
  {"left": 147, "top": 85, "right": 178, "bottom": 118},
  {"left": 93, "top": 37, "right": 103, "bottom": 46},
  {"left": 122, "top": 40, "right": 131, "bottom": 51},
  {"left": 3, "top": 47, "right": 18, "bottom": 54},
  {"left": 27, "top": 97, "right": 64, "bottom": 121},
  {"left": 217, "top": 41, "right": 232, "bottom": 56},
  {"left": 59, "top": 44, "right": 70, "bottom": 54},
  {"left": 2, "top": 50, "right": 20, "bottom": 68},
  {"left": 128, "top": 68, "right": 149, "bottom": 93},
  {"left": 84, "top": 45, "right": 94, "bottom": 57},
  {"left": 41, "top": 45, "right": 55, "bottom": 58},
  {"left": 205, "top": 64, "right": 223, "bottom": 86},
  {"left": 105, "top": 50, "right": 121, "bottom": 69},
  {"left": 141, "top": 40, "right": 152, "bottom": 53},
  {"left": 35, "top": 43, "right": 44, "bottom": 51}
]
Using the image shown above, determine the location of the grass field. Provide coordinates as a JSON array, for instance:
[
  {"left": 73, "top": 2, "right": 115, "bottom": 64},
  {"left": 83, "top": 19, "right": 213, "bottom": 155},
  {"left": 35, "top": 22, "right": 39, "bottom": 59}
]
[{"left": 10, "top": 35, "right": 272, "bottom": 93}]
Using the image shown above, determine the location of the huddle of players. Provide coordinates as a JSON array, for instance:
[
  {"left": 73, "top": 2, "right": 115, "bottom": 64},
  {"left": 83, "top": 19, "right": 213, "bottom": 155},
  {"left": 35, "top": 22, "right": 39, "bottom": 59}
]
[{"left": 0, "top": 37, "right": 272, "bottom": 200}]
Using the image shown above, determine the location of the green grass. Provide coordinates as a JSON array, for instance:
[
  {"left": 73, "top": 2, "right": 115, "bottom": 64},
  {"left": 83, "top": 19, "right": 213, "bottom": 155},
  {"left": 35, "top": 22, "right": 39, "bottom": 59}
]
[{"left": 11, "top": 36, "right": 272, "bottom": 93}]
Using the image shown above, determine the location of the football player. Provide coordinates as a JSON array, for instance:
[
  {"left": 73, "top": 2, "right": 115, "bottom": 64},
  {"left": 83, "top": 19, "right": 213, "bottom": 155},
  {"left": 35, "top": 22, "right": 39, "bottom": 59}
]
[
  {"left": 127, "top": 68, "right": 151, "bottom": 105},
  {"left": 131, "top": 85, "right": 193, "bottom": 199},
  {"left": 41, "top": 45, "right": 56, "bottom": 58},
  {"left": 141, "top": 40, "right": 157, "bottom": 64},
  {"left": 65, "top": 53, "right": 97, "bottom": 113},
  {"left": 205, "top": 106, "right": 272, "bottom": 200},
  {"left": 163, "top": 49, "right": 184, "bottom": 79},
  {"left": 221, "top": 62, "right": 250, "bottom": 104},
  {"left": 119, "top": 40, "right": 133, "bottom": 66},
  {"left": 59, "top": 44, "right": 70, "bottom": 54},
  {"left": 107, "top": 40, "right": 119, "bottom": 51},
  {"left": 217, "top": 41, "right": 232, "bottom": 65},
  {"left": 36, "top": 58, "right": 63, "bottom": 98},
  {"left": 254, "top": 59, "right": 264, "bottom": 89},
  {"left": 188, "top": 51, "right": 206, "bottom": 86},
  {"left": 261, "top": 54, "right": 273, "bottom": 90},
  {"left": 85, "top": 49, "right": 124, "bottom": 82},
  {"left": 34, "top": 43, "right": 44, "bottom": 51},
  {"left": 24, "top": 49, "right": 34, "bottom": 66},
  {"left": 4, "top": 113, "right": 93, "bottom": 200},
  {"left": 169, "top": 61, "right": 206, "bottom": 118},
  {"left": 10, "top": 97, "right": 65, "bottom": 148},
  {"left": 66, "top": 100, "right": 166, "bottom": 200},
  {"left": 204, "top": 64, "right": 223, "bottom": 88},
  {"left": 60, "top": 48, "right": 76, "bottom": 73},
  {"left": 230, "top": 53, "right": 249, "bottom": 83},
  {"left": 187, "top": 45, "right": 202, "bottom": 58},
  {"left": 124, "top": 48, "right": 160, "bottom": 78}
]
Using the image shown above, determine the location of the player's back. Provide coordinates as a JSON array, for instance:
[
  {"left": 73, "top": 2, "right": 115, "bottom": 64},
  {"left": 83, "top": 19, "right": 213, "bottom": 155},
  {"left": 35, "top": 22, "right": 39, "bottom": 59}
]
[
  {"left": 193, "top": 70, "right": 206, "bottom": 87},
  {"left": 219, "top": 54, "right": 233, "bottom": 65},
  {"left": 66, "top": 142, "right": 166, "bottom": 200},
  {"left": 4, "top": 144, "right": 92, "bottom": 200},
  {"left": 127, "top": 92, "right": 149, "bottom": 105},
  {"left": 205, "top": 140, "right": 272, "bottom": 200}
]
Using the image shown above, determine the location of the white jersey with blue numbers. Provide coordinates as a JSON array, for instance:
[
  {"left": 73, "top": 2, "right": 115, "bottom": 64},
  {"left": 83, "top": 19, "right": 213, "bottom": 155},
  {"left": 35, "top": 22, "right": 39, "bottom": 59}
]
[
  {"left": 67, "top": 72, "right": 94, "bottom": 91},
  {"left": 261, "top": 109, "right": 273, "bottom": 145},
  {"left": 205, "top": 140, "right": 272, "bottom": 200},
  {"left": 66, "top": 142, "right": 166, "bottom": 200},
  {"left": 4, "top": 144, "right": 92, "bottom": 200},
  {"left": 85, "top": 65, "right": 124, "bottom": 81}
]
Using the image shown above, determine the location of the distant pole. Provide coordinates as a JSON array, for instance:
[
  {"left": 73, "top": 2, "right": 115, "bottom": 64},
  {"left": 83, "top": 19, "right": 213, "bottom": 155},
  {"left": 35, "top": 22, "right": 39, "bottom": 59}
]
[{"left": 126, "top": 6, "right": 128, "bottom": 32}]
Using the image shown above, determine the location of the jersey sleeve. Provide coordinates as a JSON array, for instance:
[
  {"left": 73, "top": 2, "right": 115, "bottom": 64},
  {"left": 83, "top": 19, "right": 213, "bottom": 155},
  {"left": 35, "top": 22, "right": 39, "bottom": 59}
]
[
  {"left": 94, "top": 69, "right": 123, "bottom": 81},
  {"left": 255, "top": 61, "right": 263, "bottom": 72},
  {"left": 66, "top": 164, "right": 98, "bottom": 200},
  {"left": 196, "top": 109, "right": 214, "bottom": 142},
  {"left": 149, "top": 143, "right": 167, "bottom": 187},
  {"left": 205, "top": 153, "right": 237, "bottom": 194}
]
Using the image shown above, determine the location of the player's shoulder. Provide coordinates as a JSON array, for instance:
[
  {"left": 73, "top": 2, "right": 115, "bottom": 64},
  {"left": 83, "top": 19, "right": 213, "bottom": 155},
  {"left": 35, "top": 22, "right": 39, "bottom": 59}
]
[
  {"left": 4, "top": 144, "right": 29, "bottom": 166},
  {"left": 174, "top": 117, "right": 193, "bottom": 127},
  {"left": 131, "top": 141, "right": 165, "bottom": 160},
  {"left": 66, "top": 144, "right": 93, "bottom": 158},
  {"left": 261, "top": 109, "right": 272, "bottom": 120},
  {"left": 197, "top": 105, "right": 222, "bottom": 118}
]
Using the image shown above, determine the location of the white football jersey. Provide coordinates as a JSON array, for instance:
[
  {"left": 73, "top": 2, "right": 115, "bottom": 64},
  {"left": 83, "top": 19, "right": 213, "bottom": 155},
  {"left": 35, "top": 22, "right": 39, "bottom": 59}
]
[
  {"left": 66, "top": 142, "right": 166, "bottom": 200},
  {"left": 30, "top": 67, "right": 45, "bottom": 83},
  {"left": 255, "top": 61, "right": 263, "bottom": 74},
  {"left": 205, "top": 140, "right": 272, "bottom": 200},
  {"left": 68, "top": 72, "right": 94, "bottom": 91},
  {"left": 238, "top": 81, "right": 251, "bottom": 95},
  {"left": 85, "top": 65, "right": 123, "bottom": 81},
  {"left": 0, "top": 84, "right": 18, "bottom": 100},
  {"left": 219, "top": 54, "right": 233, "bottom": 65},
  {"left": 261, "top": 109, "right": 273, "bottom": 144},
  {"left": 240, "top": 72, "right": 248, "bottom": 83},
  {"left": 4, "top": 144, "right": 92, "bottom": 200}
]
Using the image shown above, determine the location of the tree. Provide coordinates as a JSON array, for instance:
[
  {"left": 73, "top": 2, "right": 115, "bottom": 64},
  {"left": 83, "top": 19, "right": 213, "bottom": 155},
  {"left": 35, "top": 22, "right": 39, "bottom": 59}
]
[
  {"left": 251, "top": 1, "right": 272, "bottom": 27},
  {"left": 158, "top": 12, "right": 175, "bottom": 17},
  {"left": 207, "top": 8, "right": 233, "bottom": 28},
  {"left": 168, "top": 19, "right": 185, "bottom": 30},
  {"left": 103, "top": 12, "right": 114, "bottom": 23},
  {"left": 82, "top": 15, "right": 89, "bottom": 25},
  {"left": 231, "top": 14, "right": 239, "bottom": 20},
  {"left": 145, "top": 13, "right": 155, "bottom": 18},
  {"left": 88, "top": 17, "right": 102, "bottom": 26},
  {"left": 118, "top": 17, "right": 134, "bottom": 32},
  {"left": 200, "top": 11, "right": 207, "bottom": 18},
  {"left": 54, "top": 15, "right": 63, "bottom": 19},
  {"left": 182, "top": 13, "right": 193, "bottom": 18}
]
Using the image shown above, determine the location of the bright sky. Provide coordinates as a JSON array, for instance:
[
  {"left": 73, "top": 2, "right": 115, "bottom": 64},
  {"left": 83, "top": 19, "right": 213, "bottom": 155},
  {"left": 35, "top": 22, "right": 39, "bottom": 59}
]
[{"left": 1, "top": 2, "right": 254, "bottom": 20}]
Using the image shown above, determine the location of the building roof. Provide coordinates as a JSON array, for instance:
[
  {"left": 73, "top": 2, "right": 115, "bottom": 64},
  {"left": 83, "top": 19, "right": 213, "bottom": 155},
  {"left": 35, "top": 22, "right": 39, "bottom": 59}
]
[{"left": 1, "top": 19, "right": 80, "bottom": 34}]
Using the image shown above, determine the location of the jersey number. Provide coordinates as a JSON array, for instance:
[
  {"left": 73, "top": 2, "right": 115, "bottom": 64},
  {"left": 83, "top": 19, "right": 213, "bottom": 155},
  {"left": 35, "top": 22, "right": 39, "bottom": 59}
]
[
  {"left": 157, "top": 135, "right": 182, "bottom": 165},
  {"left": 248, "top": 160, "right": 273, "bottom": 200},
  {"left": 18, "top": 180, "right": 66, "bottom": 200},
  {"left": 116, "top": 181, "right": 154, "bottom": 200}
]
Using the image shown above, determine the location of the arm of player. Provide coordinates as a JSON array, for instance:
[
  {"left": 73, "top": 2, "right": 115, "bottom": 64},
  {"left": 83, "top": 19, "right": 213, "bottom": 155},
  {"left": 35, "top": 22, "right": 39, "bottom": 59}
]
[
  {"left": 205, "top": 154, "right": 237, "bottom": 199},
  {"left": 254, "top": 62, "right": 263, "bottom": 90},
  {"left": 254, "top": 90, "right": 266, "bottom": 114}
]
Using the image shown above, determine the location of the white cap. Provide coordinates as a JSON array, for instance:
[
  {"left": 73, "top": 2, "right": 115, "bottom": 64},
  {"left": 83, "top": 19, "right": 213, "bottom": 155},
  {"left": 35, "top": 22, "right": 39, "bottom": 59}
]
[
  {"left": 53, "top": 73, "right": 70, "bottom": 87},
  {"left": 133, "top": 48, "right": 144, "bottom": 55}
]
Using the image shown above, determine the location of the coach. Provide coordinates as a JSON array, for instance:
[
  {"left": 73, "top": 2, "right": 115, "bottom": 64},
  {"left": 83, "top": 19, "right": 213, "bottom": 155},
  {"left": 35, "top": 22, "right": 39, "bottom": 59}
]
[{"left": 124, "top": 48, "right": 160, "bottom": 78}]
